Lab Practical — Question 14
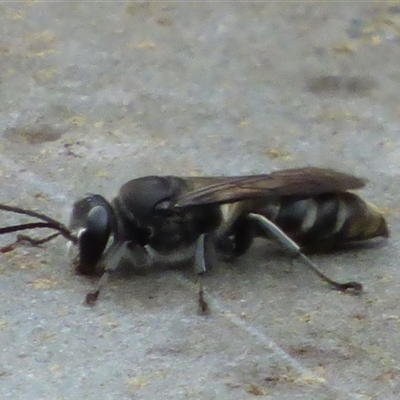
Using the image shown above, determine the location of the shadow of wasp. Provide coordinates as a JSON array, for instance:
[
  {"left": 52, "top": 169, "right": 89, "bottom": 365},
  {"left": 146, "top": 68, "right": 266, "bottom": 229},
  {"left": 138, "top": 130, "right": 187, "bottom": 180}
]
[{"left": 0, "top": 167, "right": 388, "bottom": 314}]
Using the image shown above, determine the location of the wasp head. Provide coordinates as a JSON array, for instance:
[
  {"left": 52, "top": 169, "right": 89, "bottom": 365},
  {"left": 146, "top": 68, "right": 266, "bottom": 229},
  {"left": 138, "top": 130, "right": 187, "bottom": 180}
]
[{"left": 68, "top": 195, "right": 115, "bottom": 275}]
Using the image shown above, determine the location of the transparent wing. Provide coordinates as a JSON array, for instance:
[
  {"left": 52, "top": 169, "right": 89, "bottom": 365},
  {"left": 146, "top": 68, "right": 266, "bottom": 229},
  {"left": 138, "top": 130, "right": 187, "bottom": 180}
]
[{"left": 175, "top": 168, "right": 366, "bottom": 208}]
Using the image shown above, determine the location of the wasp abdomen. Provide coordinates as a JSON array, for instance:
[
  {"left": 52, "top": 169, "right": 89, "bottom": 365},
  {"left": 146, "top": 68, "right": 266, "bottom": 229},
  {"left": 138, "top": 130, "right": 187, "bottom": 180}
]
[
  {"left": 337, "top": 193, "right": 389, "bottom": 241},
  {"left": 259, "top": 193, "right": 388, "bottom": 250}
]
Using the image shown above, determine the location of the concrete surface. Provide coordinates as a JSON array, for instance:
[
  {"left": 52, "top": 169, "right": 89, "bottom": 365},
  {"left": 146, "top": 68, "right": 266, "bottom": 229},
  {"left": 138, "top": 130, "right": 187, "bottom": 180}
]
[{"left": 1, "top": 2, "right": 400, "bottom": 399}]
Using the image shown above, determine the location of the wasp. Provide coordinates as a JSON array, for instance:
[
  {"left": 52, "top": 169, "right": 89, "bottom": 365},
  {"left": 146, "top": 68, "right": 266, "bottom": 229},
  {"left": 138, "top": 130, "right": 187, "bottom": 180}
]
[{"left": 0, "top": 168, "right": 388, "bottom": 312}]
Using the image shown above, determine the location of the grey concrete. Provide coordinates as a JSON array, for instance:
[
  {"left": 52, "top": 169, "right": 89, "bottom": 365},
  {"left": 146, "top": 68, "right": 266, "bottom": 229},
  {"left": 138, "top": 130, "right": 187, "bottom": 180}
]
[{"left": 1, "top": 2, "right": 400, "bottom": 399}]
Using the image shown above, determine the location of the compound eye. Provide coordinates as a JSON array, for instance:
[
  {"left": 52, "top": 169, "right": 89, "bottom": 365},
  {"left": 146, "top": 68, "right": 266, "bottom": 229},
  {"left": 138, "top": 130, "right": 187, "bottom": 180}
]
[
  {"left": 69, "top": 194, "right": 112, "bottom": 231},
  {"left": 87, "top": 206, "right": 111, "bottom": 237},
  {"left": 77, "top": 205, "right": 112, "bottom": 275}
]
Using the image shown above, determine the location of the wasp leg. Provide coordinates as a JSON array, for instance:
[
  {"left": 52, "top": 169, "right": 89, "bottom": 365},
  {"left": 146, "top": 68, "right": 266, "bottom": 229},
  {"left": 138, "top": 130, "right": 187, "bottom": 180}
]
[
  {"left": 247, "top": 213, "right": 362, "bottom": 294},
  {"left": 85, "top": 242, "right": 128, "bottom": 305},
  {"left": 230, "top": 218, "right": 255, "bottom": 257},
  {"left": 194, "top": 233, "right": 210, "bottom": 315},
  {"left": 194, "top": 233, "right": 207, "bottom": 274},
  {"left": 214, "top": 218, "right": 254, "bottom": 262},
  {"left": 86, "top": 242, "right": 152, "bottom": 305}
]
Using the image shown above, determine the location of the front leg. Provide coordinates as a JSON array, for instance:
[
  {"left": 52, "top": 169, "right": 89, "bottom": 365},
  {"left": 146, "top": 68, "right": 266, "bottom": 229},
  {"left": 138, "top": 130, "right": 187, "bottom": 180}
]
[{"left": 86, "top": 241, "right": 152, "bottom": 304}]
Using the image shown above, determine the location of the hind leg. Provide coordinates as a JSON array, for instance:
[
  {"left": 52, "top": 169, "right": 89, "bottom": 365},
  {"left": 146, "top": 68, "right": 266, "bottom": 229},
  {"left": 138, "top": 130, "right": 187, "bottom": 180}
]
[{"left": 247, "top": 213, "right": 362, "bottom": 294}]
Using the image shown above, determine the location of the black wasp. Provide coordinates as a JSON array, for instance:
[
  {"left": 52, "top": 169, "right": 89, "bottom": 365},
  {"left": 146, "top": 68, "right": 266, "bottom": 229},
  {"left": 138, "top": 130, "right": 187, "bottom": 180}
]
[{"left": 0, "top": 167, "right": 388, "bottom": 312}]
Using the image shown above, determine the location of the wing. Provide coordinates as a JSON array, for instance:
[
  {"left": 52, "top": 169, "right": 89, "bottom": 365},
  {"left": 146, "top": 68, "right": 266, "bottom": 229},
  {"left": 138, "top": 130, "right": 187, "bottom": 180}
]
[{"left": 175, "top": 167, "right": 366, "bottom": 208}]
